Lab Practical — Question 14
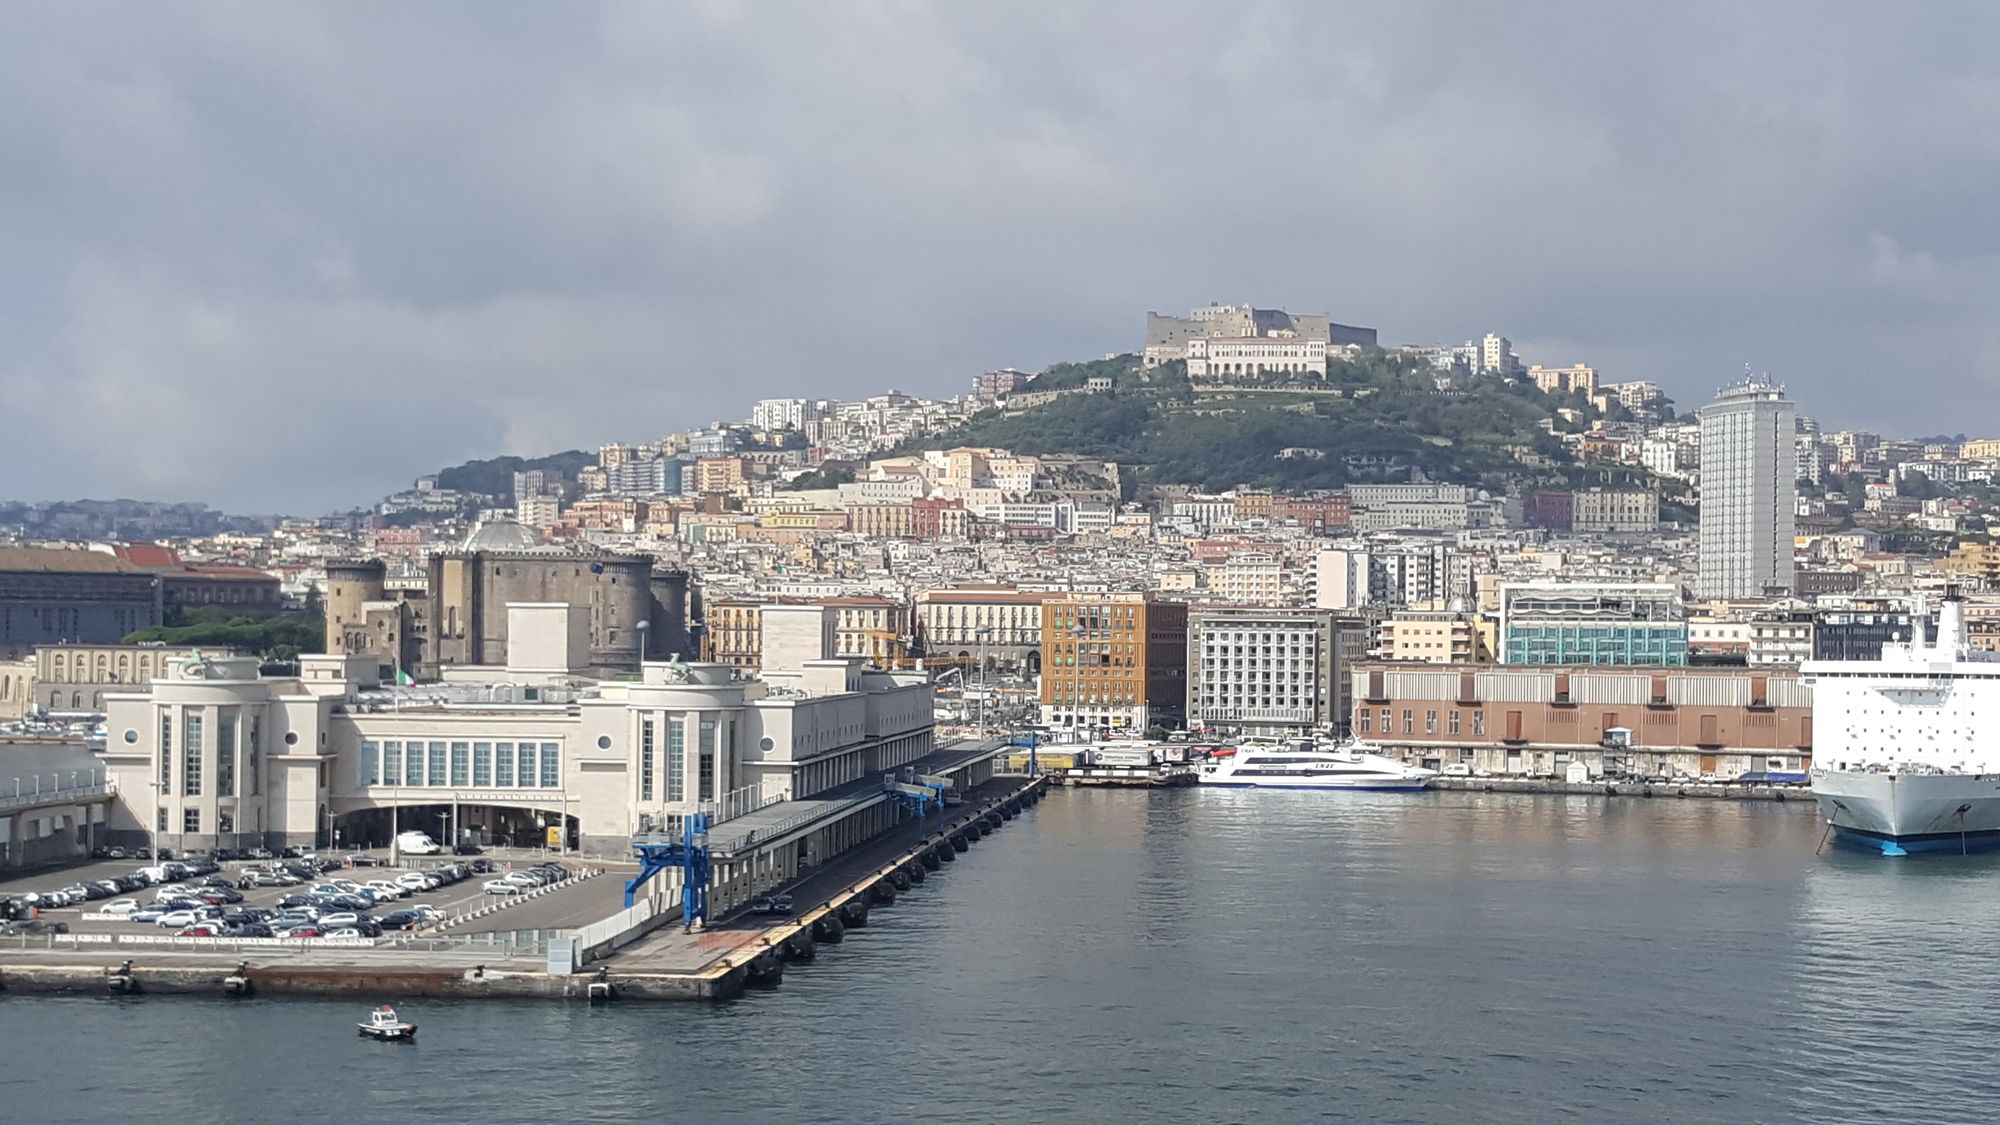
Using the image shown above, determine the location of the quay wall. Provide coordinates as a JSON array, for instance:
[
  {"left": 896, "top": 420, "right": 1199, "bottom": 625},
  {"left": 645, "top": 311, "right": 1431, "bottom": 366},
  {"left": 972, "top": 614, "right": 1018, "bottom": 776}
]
[{"left": 1429, "top": 777, "right": 1811, "bottom": 801}]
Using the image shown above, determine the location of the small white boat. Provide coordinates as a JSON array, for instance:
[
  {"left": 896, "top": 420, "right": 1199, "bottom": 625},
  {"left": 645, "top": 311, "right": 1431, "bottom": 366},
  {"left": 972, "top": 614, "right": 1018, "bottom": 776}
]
[
  {"left": 358, "top": 1005, "right": 417, "bottom": 1041},
  {"left": 1200, "top": 737, "right": 1436, "bottom": 791}
]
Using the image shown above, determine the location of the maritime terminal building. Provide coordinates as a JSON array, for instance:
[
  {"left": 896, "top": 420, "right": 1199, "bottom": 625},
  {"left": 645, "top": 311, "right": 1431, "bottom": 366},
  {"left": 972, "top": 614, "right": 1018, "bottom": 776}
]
[
  {"left": 94, "top": 603, "right": 989, "bottom": 910},
  {"left": 1352, "top": 663, "right": 1813, "bottom": 779}
]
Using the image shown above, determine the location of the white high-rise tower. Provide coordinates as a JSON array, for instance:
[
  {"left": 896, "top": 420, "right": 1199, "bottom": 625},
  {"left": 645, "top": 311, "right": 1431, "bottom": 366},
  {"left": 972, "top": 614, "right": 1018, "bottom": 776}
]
[{"left": 1697, "top": 374, "right": 1796, "bottom": 599}]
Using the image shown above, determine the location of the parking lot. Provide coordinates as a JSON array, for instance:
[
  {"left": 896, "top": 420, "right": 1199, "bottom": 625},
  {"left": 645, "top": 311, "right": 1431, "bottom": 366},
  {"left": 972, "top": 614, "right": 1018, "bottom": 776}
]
[{"left": 0, "top": 849, "right": 599, "bottom": 940}]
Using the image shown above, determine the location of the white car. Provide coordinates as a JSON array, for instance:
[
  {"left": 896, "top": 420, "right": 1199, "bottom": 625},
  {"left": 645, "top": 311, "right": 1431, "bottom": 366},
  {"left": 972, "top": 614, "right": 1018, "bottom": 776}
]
[
  {"left": 501, "top": 871, "right": 543, "bottom": 888},
  {"left": 317, "top": 912, "right": 363, "bottom": 929},
  {"left": 409, "top": 905, "right": 444, "bottom": 923},
  {"left": 155, "top": 909, "right": 204, "bottom": 928},
  {"left": 100, "top": 898, "right": 141, "bottom": 916},
  {"left": 395, "top": 872, "right": 436, "bottom": 892},
  {"left": 322, "top": 927, "right": 364, "bottom": 939},
  {"left": 365, "top": 880, "right": 408, "bottom": 900},
  {"left": 483, "top": 879, "right": 523, "bottom": 895}
]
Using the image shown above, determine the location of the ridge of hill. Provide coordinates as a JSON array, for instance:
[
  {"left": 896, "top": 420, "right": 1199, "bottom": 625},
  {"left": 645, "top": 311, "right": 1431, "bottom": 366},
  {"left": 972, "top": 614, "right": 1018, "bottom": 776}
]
[{"left": 896, "top": 352, "right": 1652, "bottom": 497}]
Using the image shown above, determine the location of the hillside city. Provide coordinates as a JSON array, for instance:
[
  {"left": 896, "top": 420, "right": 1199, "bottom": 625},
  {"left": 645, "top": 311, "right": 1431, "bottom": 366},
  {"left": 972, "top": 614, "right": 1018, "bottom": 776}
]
[{"left": 5, "top": 303, "right": 2000, "bottom": 775}]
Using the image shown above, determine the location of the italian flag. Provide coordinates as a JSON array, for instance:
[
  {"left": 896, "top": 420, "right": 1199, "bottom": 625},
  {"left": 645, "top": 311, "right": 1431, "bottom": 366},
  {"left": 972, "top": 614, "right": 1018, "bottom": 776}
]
[{"left": 396, "top": 668, "right": 413, "bottom": 686}]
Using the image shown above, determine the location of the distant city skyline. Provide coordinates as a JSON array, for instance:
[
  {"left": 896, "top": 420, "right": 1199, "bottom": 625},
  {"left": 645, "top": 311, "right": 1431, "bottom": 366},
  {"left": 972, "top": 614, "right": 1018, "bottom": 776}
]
[{"left": 8, "top": 2, "right": 2000, "bottom": 511}]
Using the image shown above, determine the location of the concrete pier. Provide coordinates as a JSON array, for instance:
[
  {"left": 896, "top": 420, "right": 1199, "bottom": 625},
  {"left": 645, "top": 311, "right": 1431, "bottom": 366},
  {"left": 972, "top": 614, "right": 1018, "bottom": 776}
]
[{"left": 0, "top": 774, "right": 1052, "bottom": 1005}]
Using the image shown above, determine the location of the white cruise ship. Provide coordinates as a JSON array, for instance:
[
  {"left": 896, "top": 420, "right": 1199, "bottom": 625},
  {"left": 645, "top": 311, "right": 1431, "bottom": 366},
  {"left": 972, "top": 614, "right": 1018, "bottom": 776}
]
[
  {"left": 1199, "top": 738, "right": 1436, "bottom": 791},
  {"left": 1804, "top": 599, "right": 2000, "bottom": 855}
]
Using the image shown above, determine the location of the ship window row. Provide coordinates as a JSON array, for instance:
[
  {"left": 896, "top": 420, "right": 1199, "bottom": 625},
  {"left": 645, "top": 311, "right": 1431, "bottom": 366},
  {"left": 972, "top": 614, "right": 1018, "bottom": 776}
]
[{"left": 1232, "top": 760, "right": 1392, "bottom": 768}]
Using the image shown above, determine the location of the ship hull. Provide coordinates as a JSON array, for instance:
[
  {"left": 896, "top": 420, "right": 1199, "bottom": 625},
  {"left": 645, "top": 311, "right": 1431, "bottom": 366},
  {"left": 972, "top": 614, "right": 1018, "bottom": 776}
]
[{"left": 1811, "top": 769, "right": 2000, "bottom": 855}]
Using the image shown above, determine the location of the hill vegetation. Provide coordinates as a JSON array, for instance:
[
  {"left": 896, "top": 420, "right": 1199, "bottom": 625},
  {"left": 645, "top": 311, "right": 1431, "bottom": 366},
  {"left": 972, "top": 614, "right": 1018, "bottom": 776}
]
[
  {"left": 435, "top": 450, "right": 595, "bottom": 498},
  {"left": 900, "top": 351, "right": 1626, "bottom": 495}
]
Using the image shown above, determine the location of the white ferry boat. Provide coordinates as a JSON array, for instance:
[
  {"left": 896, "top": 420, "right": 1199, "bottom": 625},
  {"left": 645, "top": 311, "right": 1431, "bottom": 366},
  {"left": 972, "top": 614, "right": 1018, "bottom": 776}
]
[
  {"left": 1805, "top": 599, "right": 2000, "bottom": 855},
  {"left": 1199, "top": 738, "right": 1436, "bottom": 791}
]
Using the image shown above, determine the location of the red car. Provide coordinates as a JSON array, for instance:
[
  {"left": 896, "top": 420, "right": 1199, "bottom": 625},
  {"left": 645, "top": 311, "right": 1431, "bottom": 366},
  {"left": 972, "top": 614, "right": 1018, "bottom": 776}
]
[
  {"left": 176, "top": 923, "right": 226, "bottom": 937},
  {"left": 278, "top": 924, "right": 320, "bottom": 939}
]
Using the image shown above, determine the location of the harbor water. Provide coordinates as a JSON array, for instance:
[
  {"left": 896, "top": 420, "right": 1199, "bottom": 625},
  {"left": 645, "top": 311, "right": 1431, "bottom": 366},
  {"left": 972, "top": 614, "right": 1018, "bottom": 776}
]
[{"left": 7, "top": 787, "right": 2000, "bottom": 1124}]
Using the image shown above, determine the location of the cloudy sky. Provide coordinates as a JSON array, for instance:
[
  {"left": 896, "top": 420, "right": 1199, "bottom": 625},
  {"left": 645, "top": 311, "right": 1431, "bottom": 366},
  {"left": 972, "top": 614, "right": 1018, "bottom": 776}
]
[{"left": 6, "top": 0, "right": 1999, "bottom": 513}]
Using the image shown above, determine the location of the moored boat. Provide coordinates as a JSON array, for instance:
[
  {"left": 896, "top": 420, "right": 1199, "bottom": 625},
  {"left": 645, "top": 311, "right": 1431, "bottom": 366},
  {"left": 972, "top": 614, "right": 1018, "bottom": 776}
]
[
  {"left": 1806, "top": 598, "right": 2000, "bottom": 855},
  {"left": 1199, "top": 737, "right": 1435, "bottom": 791}
]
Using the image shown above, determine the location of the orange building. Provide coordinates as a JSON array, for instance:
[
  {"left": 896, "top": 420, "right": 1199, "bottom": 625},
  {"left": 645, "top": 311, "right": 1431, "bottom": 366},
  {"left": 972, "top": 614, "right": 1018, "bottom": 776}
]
[{"left": 1039, "top": 592, "right": 1189, "bottom": 733}]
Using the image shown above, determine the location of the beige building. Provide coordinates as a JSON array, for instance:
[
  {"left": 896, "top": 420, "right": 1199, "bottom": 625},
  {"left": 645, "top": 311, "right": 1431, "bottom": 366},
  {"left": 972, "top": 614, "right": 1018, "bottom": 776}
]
[
  {"left": 1215, "top": 553, "right": 1285, "bottom": 604},
  {"left": 1959, "top": 439, "right": 2000, "bottom": 460},
  {"left": 822, "top": 597, "right": 912, "bottom": 669},
  {"left": 845, "top": 502, "right": 915, "bottom": 538},
  {"left": 25, "top": 644, "right": 215, "bottom": 714},
  {"left": 0, "top": 657, "right": 30, "bottom": 720},
  {"left": 1528, "top": 363, "right": 1599, "bottom": 396},
  {"left": 916, "top": 585, "right": 1060, "bottom": 673},
  {"left": 1375, "top": 610, "right": 1492, "bottom": 664},
  {"left": 1572, "top": 488, "right": 1660, "bottom": 533}
]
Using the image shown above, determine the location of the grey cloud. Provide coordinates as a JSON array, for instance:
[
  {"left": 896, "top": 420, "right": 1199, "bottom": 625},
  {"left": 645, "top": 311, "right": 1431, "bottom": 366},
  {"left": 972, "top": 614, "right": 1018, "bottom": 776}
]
[{"left": 5, "top": 0, "right": 2000, "bottom": 512}]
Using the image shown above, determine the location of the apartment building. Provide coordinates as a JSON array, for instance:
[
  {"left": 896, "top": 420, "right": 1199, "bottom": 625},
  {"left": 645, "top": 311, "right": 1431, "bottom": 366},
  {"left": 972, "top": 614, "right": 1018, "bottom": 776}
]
[
  {"left": 917, "top": 585, "right": 1060, "bottom": 673},
  {"left": 1376, "top": 609, "right": 1491, "bottom": 664},
  {"left": 1039, "top": 592, "right": 1189, "bottom": 733},
  {"left": 1185, "top": 608, "right": 1368, "bottom": 737}
]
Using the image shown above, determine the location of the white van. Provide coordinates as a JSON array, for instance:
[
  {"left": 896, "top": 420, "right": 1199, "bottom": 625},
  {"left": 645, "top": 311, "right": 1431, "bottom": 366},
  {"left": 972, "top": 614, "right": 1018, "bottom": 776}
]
[{"left": 395, "top": 831, "right": 441, "bottom": 855}]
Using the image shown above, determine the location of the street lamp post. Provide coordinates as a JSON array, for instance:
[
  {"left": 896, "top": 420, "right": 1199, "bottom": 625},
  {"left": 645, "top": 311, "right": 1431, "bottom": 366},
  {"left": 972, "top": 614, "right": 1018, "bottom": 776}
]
[
  {"left": 974, "top": 627, "right": 991, "bottom": 730},
  {"left": 636, "top": 620, "right": 651, "bottom": 667}
]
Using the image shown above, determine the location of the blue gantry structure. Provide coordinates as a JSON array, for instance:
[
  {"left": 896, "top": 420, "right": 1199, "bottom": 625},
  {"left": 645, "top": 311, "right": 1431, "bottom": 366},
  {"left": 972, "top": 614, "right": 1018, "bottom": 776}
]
[{"left": 626, "top": 812, "right": 710, "bottom": 926}]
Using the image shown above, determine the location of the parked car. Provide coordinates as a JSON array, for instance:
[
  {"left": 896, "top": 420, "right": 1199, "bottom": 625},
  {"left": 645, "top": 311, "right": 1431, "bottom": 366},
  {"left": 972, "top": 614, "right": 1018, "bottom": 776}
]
[
  {"left": 453, "top": 843, "right": 485, "bottom": 855},
  {"left": 275, "top": 924, "right": 320, "bottom": 939},
  {"left": 227, "top": 923, "right": 275, "bottom": 938},
  {"left": 469, "top": 859, "right": 494, "bottom": 874},
  {"left": 347, "top": 854, "right": 383, "bottom": 867},
  {"left": 176, "top": 923, "right": 226, "bottom": 937},
  {"left": 364, "top": 880, "right": 408, "bottom": 900},
  {"left": 316, "top": 911, "right": 372, "bottom": 929},
  {"left": 377, "top": 909, "right": 422, "bottom": 930},
  {"left": 396, "top": 872, "right": 441, "bottom": 892},
  {"left": 156, "top": 909, "right": 206, "bottom": 928},
  {"left": 254, "top": 871, "right": 302, "bottom": 887},
  {"left": 194, "top": 888, "right": 244, "bottom": 905},
  {"left": 100, "top": 899, "right": 141, "bottom": 916},
  {"left": 483, "top": 880, "right": 523, "bottom": 895}
]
